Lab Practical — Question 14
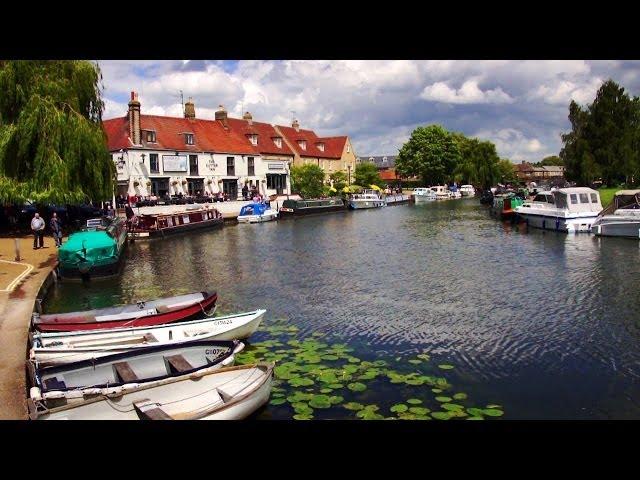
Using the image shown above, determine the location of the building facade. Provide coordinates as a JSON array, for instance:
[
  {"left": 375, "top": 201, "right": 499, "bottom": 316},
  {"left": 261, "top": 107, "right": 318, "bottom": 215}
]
[
  {"left": 515, "top": 161, "right": 566, "bottom": 182},
  {"left": 274, "top": 120, "right": 357, "bottom": 181},
  {"left": 103, "top": 93, "right": 292, "bottom": 200}
]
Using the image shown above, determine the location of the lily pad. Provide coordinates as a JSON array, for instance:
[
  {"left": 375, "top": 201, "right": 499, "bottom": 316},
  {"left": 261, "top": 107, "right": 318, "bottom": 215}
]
[
  {"left": 405, "top": 378, "right": 425, "bottom": 386},
  {"left": 467, "top": 408, "right": 485, "bottom": 417},
  {"left": 347, "top": 382, "right": 367, "bottom": 392},
  {"left": 320, "top": 388, "right": 333, "bottom": 394},
  {"left": 288, "top": 377, "right": 315, "bottom": 387},
  {"left": 435, "top": 396, "right": 452, "bottom": 403},
  {"left": 321, "top": 355, "right": 339, "bottom": 361},
  {"left": 329, "top": 395, "right": 344, "bottom": 405},
  {"left": 432, "top": 388, "right": 443, "bottom": 394},
  {"left": 347, "top": 357, "right": 361, "bottom": 363},
  {"left": 343, "top": 365, "right": 359, "bottom": 374},
  {"left": 417, "top": 353, "right": 431, "bottom": 360},
  {"left": 269, "top": 397, "right": 286, "bottom": 406},
  {"left": 482, "top": 408, "right": 504, "bottom": 417},
  {"left": 309, "top": 395, "right": 332, "bottom": 409},
  {"left": 442, "top": 403, "right": 464, "bottom": 411},
  {"left": 343, "top": 402, "right": 364, "bottom": 411},
  {"left": 390, "top": 404, "right": 409, "bottom": 413},
  {"left": 431, "top": 411, "right": 452, "bottom": 420},
  {"left": 438, "top": 364, "right": 455, "bottom": 370},
  {"left": 486, "top": 404, "right": 502, "bottom": 409},
  {"left": 372, "top": 360, "right": 387, "bottom": 367},
  {"left": 328, "top": 383, "right": 344, "bottom": 390},
  {"left": 453, "top": 393, "right": 468, "bottom": 400},
  {"left": 408, "top": 359, "right": 422, "bottom": 365},
  {"left": 466, "top": 416, "right": 484, "bottom": 420},
  {"left": 409, "top": 407, "right": 430, "bottom": 415},
  {"left": 407, "top": 398, "right": 422, "bottom": 405},
  {"left": 293, "top": 414, "right": 313, "bottom": 420}
]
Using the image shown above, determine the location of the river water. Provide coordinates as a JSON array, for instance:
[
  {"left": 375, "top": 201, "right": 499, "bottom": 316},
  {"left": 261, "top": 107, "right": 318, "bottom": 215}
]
[{"left": 44, "top": 199, "right": 640, "bottom": 419}]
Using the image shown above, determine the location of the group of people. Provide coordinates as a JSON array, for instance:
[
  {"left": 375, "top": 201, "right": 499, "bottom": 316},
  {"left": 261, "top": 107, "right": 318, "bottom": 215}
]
[
  {"left": 242, "top": 184, "right": 263, "bottom": 202},
  {"left": 383, "top": 186, "right": 403, "bottom": 195},
  {"left": 31, "top": 212, "right": 63, "bottom": 249}
]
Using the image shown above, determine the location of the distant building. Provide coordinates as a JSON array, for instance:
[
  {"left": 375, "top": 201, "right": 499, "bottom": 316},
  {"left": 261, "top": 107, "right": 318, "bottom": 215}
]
[
  {"left": 515, "top": 161, "right": 565, "bottom": 182},
  {"left": 356, "top": 155, "right": 407, "bottom": 182}
]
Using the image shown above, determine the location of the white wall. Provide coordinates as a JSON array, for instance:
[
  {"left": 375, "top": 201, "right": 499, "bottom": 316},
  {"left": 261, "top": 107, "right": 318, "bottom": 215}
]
[{"left": 113, "top": 149, "right": 291, "bottom": 198}]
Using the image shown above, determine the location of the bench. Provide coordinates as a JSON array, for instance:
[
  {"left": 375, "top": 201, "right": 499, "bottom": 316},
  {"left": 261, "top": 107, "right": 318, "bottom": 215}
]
[
  {"left": 133, "top": 399, "right": 173, "bottom": 420},
  {"left": 165, "top": 354, "right": 194, "bottom": 374},
  {"left": 143, "top": 333, "right": 158, "bottom": 343},
  {"left": 43, "top": 377, "right": 67, "bottom": 391},
  {"left": 113, "top": 361, "right": 139, "bottom": 383}
]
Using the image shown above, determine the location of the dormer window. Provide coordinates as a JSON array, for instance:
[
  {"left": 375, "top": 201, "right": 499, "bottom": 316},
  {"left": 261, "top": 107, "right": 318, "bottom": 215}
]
[
  {"left": 185, "top": 133, "right": 194, "bottom": 145},
  {"left": 247, "top": 134, "right": 258, "bottom": 146},
  {"left": 298, "top": 140, "right": 307, "bottom": 150},
  {"left": 146, "top": 130, "right": 156, "bottom": 143},
  {"left": 316, "top": 142, "right": 325, "bottom": 152},
  {"left": 273, "top": 137, "right": 282, "bottom": 148}
]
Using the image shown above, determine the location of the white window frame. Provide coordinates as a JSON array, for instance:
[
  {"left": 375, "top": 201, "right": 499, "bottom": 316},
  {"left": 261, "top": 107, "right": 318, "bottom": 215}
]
[
  {"left": 298, "top": 140, "right": 307, "bottom": 150},
  {"left": 274, "top": 137, "right": 282, "bottom": 148},
  {"left": 185, "top": 133, "right": 194, "bottom": 145}
]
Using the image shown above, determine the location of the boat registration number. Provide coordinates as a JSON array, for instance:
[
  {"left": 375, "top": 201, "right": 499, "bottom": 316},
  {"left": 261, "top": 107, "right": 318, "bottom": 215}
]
[{"left": 213, "top": 319, "right": 233, "bottom": 325}]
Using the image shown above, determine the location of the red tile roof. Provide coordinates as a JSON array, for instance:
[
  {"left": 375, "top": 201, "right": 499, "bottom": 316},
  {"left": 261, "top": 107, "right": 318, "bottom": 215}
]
[
  {"left": 276, "top": 125, "right": 345, "bottom": 159},
  {"left": 226, "top": 117, "right": 294, "bottom": 156},
  {"left": 102, "top": 115, "right": 259, "bottom": 155}
]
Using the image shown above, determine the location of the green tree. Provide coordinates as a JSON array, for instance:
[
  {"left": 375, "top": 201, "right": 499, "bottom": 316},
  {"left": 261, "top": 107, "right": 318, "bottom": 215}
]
[
  {"left": 0, "top": 60, "right": 114, "bottom": 204},
  {"left": 396, "top": 124, "right": 461, "bottom": 185},
  {"left": 354, "top": 162, "right": 383, "bottom": 187},
  {"left": 329, "top": 170, "right": 348, "bottom": 191},
  {"left": 497, "top": 159, "right": 518, "bottom": 184},
  {"left": 560, "top": 79, "right": 640, "bottom": 186},
  {"left": 535, "top": 155, "right": 563, "bottom": 167},
  {"left": 290, "top": 163, "right": 325, "bottom": 198}
]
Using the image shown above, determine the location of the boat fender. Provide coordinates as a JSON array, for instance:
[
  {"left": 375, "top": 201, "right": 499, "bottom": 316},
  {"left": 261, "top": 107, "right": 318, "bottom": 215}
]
[
  {"left": 66, "top": 390, "right": 85, "bottom": 399},
  {"left": 233, "top": 342, "right": 245, "bottom": 354},
  {"left": 30, "top": 386, "right": 42, "bottom": 402},
  {"left": 221, "top": 355, "right": 235, "bottom": 367},
  {"left": 42, "top": 391, "right": 66, "bottom": 400},
  {"left": 82, "top": 388, "right": 103, "bottom": 396}
]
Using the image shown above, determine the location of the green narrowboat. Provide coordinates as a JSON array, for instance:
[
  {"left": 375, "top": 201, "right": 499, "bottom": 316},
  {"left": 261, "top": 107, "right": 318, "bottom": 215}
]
[
  {"left": 279, "top": 197, "right": 347, "bottom": 217},
  {"left": 490, "top": 193, "right": 525, "bottom": 221},
  {"left": 57, "top": 216, "right": 128, "bottom": 281}
]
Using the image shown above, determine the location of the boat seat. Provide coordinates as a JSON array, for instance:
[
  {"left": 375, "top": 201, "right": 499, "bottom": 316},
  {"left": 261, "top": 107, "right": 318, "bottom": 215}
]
[
  {"left": 43, "top": 377, "right": 67, "bottom": 391},
  {"left": 113, "top": 361, "right": 139, "bottom": 383},
  {"left": 155, "top": 305, "right": 170, "bottom": 314},
  {"left": 165, "top": 354, "right": 194, "bottom": 374},
  {"left": 133, "top": 399, "right": 174, "bottom": 420}
]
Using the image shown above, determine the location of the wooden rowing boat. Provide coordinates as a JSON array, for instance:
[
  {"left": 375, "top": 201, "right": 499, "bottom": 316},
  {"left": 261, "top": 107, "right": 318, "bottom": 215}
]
[
  {"left": 30, "top": 309, "right": 266, "bottom": 367},
  {"left": 28, "top": 362, "right": 274, "bottom": 420},
  {"left": 32, "top": 290, "right": 218, "bottom": 332}
]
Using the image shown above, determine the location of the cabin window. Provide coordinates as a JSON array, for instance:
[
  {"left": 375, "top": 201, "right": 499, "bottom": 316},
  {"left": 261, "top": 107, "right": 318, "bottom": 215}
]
[
  {"left": 150, "top": 154, "right": 159, "bottom": 174},
  {"left": 579, "top": 193, "right": 589, "bottom": 203},
  {"left": 248, "top": 157, "right": 255, "bottom": 176},
  {"left": 185, "top": 133, "right": 194, "bottom": 145},
  {"left": 146, "top": 131, "right": 156, "bottom": 143},
  {"left": 590, "top": 193, "right": 598, "bottom": 203},
  {"left": 570, "top": 194, "right": 578, "bottom": 204}
]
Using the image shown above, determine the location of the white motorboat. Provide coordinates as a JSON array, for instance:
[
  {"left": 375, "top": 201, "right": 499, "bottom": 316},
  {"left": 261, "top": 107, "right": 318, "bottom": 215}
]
[
  {"left": 237, "top": 202, "right": 278, "bottom": 223},
  {"left": 430, "top": 185, "right": 452, "bottom": 199},
  {"left": 591, "top": 190, "right": 640, "bottom": 238},
  {"left": 515, "top": 187, "right": 603, "bottom": 232},
  {"left": 28, "top": 362, "right": 274, "bottom": 420},
  {"left": 30, "top": 309, "right": 266, "bottom": 367},
  {"left": 28, "top": 340, "right": 244, "bottom": 408},
  {"left": 460, "top": 185, "right": 476, "bottom": 197},
  {"left": 413, "top": 188, "right": 437, "bottom": 202},
  {"left": 384, "top": 193, "right": 410, "bottom": 205},
  {"left": 348, "top": 190, "right": 386, "bottom": 209}
]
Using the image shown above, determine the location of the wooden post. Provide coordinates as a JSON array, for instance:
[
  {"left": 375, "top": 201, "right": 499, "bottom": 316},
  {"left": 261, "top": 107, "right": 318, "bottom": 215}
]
[{"left": 14, "top": 238, "right": 21, "bottom": 262}]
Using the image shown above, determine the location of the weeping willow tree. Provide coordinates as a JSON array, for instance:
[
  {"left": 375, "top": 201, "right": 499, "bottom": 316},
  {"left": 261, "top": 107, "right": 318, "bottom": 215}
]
[{"left": 0, "top": 60, "right": 114, "bottom": 204}]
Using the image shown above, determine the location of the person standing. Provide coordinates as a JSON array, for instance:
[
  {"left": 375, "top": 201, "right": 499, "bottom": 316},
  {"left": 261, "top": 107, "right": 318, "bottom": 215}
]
[
  {"left": 50, "top": 212, "right": 63, "bottom": 247},
  {"left": 31, "top": 213, "right": 45, "bottom": 249}
]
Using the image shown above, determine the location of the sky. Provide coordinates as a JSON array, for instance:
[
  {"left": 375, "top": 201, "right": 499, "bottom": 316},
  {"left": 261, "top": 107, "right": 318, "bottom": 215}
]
[{"left": 98, "top": 60, "right": 640, "bottom": 163}]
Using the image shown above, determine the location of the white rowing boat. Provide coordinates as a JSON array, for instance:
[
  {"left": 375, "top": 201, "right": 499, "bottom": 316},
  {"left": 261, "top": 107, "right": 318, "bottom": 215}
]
[
  {"left": 29, "top": 362, "right": 274, "bottom": 420},
  {"left": 30, "top": 309, "right": 266, "bottom": 367}
]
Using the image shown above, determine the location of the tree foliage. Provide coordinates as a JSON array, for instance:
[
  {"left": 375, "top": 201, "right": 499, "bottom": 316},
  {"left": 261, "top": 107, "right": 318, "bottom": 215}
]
[
  {"left": 560, "top": 79, "right": 640, "bottom": 186},
  {"left": 329, "top": 170, "right": 348, "bottom": 191},
  {"left": 396, "top": 125, "right": 461, "bottom": 185},
  {"left": 290, "top": 163, "right": 325, "bottom": 198},
  {"left": 0, "top": 60, "right": 114, "bottom": 204},
  {"left": 535, "top": 155, "right": 563, "bottom": 167},
  {"left": 354, "top": 162, "right": 383, "bottom": 187}
]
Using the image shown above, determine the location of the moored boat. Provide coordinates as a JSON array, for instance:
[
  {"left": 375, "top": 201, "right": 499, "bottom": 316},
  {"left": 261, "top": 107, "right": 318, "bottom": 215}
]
[
  {"left": 30, "top": 309, "right": 266, "bottom": 367},
  {"left": 413, "top": 187, "right": 437, "bottom": 202},
  {"left": 128, "top": 205, "right": 223, "bottom": 239},
  {"left": 591, "top": 189, "right": 640, "bottom": 238},
  {"left": 279, "top": 197, "right": 347, "bottom": 216},
  {"left": 32, "top": 290, "right": 218, "bottom": 332},
  {"left": 348, "top": 190, "right": 386, "bottom": 209},
  {"left": 384, "top": 193, "right": 410, "bottom": 205},
  {"left": 515, "top": 187, "right": 603, "bottom": 232},
  {"left": 430, "top": 185, "right": 452, "bottom": 199},
  {"left": 460, "top": 185, "right": 476, "bottom": 197},
  {"left": 28, "top": 362, "right": 274, "bottom": 420},
  {"left": 28, "top": 340, "right": 244, "bottom": 409},
  {"left": 57, "top": 216, "right": 128, "bottom": 281},
  {"left": 490, "top": 193, "right": 525, "bottom": 221},
  {"left": 237, "top": 202, "right": 278, "bottom": 223}
]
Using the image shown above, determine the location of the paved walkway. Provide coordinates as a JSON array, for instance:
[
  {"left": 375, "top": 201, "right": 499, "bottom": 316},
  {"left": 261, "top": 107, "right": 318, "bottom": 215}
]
[{"left": 0, "top": 235, "right": 59, "bottom": 419}]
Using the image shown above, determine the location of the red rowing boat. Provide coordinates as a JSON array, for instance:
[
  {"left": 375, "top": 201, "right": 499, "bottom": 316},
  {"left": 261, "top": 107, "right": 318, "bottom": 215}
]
[{"left": 32, "top": 291, "right": 217, "bottom": 332}]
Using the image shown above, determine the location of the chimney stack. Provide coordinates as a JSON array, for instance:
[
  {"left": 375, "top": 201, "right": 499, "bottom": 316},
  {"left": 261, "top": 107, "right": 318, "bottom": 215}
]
[
  {"left": 292, "top": 119, "right": 300, "bottom": 132},
  {"left": 184, "top": 97, "right": 196, "bottom": 119},
  {"left": 242, "top": 111, "right": 253, "bottom": 125},
  {"left": 128, "top": 91, "right": 141, "bottom": 145},
  {"left": 215, "top": 105, "right": 228, "bottom": 128}
]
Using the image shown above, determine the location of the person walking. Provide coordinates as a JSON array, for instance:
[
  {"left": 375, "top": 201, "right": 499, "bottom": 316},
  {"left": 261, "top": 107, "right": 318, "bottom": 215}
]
[
  {"left": 31, "top": 213, "right": 45, "bottom": 249},
  {"left": 50, "top": 212, "right": 63, "bottom": 247}
]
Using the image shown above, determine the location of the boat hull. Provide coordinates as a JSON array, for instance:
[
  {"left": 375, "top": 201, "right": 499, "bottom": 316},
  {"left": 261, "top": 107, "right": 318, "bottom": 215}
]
[
  {"left": 278, "top": 205, "right": 347, "bottom": 217},
  {"left": 129, "top": 217, "right": 223, "bottom": 239},
  {"left": 516, "top": 212, "right": 599, "bottom": 233},
  {"left": 592, "top": 219, "right": 640, "bottom": 238},
  {"left": 57, "top": 248, "right": 126, "bottom": 281},
  {"left": 384, "top": 194, "right": 410, "bottom": 205},
  {"left": 237, "top": 212, "right": 278, "bottom": 223},
  {"left": 33, "top": 291, "right": 218, "bottom": 332},
  {"left": 348, "top": 200, "right": 385, "bottom": 209}
]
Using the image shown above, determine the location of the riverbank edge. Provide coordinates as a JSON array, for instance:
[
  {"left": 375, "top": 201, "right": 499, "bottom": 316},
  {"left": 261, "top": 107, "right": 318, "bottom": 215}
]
[{"left": 0, "top": 250, "right": 57, "bottom": 420}]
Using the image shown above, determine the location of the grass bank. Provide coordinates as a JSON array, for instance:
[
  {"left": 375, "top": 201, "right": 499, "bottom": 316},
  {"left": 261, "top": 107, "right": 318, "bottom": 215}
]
[{"left": 598, "top": 188, "right": 620, "bottom": 207}]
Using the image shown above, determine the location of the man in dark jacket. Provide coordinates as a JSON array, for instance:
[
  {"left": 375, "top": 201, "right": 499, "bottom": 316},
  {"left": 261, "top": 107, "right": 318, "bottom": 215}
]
[{"left": 50, "top": 212, "right": 63, "bottom": 247}]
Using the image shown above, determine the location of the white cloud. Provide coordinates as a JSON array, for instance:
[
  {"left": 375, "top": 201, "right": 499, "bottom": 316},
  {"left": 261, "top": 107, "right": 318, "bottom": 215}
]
[
  {"left": 472, "top": 128, "right": 550, "bottom": 162},
  {"left": 420, "top": 79, "right": 514, "bottom": 105},
  {"left": 528, "top": 77, "right": 603, "bottom": 106}
]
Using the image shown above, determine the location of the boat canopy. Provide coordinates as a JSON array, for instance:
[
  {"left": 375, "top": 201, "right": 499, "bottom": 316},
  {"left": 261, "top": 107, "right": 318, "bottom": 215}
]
[
  {"left": 239, "top": 202, "right": 270, "bottom": 216},
  {"left": 58, "top": 217, "right": 126, "bottom": 269},
  {"left": 599, "top": 190, "right": 640, "bottom": 216},
  {"left": 554, "top": 187, "right": 602, "bottom": 212}
]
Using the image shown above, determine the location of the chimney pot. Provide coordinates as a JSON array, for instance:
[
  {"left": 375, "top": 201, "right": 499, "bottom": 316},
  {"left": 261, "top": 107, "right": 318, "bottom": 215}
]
[
  {"left": 184, "top": 97, "right": 196, "bottom": 119},
  {"left": 128, "top": 91, "right": 141, "bottom": 145},
  {"left": 215, "top": 104, "right": 228, "bottom": 127},
  {"left": 292, "top": 119, "right": 300, "bottom": 132}
]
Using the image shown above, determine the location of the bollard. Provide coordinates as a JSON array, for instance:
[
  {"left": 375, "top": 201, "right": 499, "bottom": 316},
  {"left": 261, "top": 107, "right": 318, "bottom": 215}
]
[{"left": 14, "top": 237, "right": 21, "bottom": 262}]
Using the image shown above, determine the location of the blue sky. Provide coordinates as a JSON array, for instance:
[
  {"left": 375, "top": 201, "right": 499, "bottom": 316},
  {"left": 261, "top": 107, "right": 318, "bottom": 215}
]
[{"left": 98, "top": 60, "right": 640, "bottom": 162}]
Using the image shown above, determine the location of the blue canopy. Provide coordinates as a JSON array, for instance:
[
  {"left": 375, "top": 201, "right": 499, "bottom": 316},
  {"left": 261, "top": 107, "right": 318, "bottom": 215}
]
[{"left": 239, "top": 202, "right": 271, "bottom": 217}]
